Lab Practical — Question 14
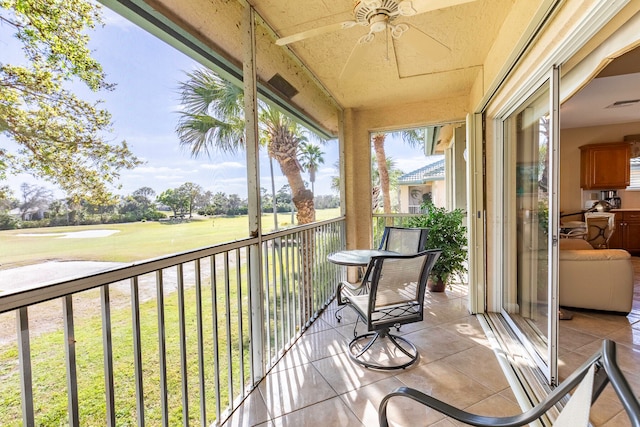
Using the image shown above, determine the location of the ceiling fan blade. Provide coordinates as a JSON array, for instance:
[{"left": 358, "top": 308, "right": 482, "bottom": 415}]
[
  {"left": 276, "top": 21, "right": 357, "bottom": 46},
  {"left": 339, "top": 33, "right": 376, "bottom": 81},
  {"left": 398, "top": 0, "right": 477, "bottom": 16}
]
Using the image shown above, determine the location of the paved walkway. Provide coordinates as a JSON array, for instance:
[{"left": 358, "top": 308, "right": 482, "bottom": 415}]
[{"left": 0, "top": 261, "right": 125, "bottom": 296}]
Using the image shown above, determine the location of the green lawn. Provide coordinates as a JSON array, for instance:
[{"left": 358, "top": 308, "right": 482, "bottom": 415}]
[
  {"left": 0, "top": 208, "right": 341, "bottom": 425},
  {"left": 0, "top": 208, "right": 340, "bottom": 267},
  {"left": 0, "top": 260, "right": 251, "bottom": 426}
]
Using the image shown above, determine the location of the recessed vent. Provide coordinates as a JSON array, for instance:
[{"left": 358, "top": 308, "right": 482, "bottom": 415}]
[
  {"left": 605, "top": 99, "right": 640, "bottom": 109},
  {"left": 267, "top": 74, "right": 298, "bottom": 99}
]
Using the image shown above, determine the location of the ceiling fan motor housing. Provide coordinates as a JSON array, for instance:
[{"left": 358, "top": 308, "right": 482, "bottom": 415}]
[{"left": 353, "top": 0, "right": 400, "bottom": 24}]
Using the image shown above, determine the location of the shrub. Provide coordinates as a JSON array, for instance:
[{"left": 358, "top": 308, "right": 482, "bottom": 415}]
[
  {"left": 0, "top": 214, "right": 20, "bottom": 230},
  {"left": 408, "top": 201, "right": 467, "bottom": 285}
]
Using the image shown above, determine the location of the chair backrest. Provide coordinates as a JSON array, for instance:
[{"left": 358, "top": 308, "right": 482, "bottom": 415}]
[
  {"left": 378, "top": 227, "right": 429, "bottom": 254},
  {"left": 584, "top": 212, "right": 615, "bottom": 249},
  {"left": 364, "top": 250, "right": 441, "bottom": 331}
]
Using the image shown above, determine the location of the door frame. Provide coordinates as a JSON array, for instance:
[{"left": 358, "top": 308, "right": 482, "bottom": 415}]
[{"left": 497, "top": 69, "right": 560, "bottom": 384}]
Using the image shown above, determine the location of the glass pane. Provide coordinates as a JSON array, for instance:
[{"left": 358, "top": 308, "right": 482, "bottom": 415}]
[
  {"left": 629, "top": 157, "right": 640, "bottom": 189},
  {"left": 503, "top": 83, "right": 551, "bottom": 363}
]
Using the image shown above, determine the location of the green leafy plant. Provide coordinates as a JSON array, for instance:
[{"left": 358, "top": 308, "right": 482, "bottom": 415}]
[{"left": 408, "top": 201, "right": 468, "bottom": 285}]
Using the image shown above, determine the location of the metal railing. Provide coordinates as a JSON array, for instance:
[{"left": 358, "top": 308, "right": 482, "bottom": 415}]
[{"left": 0, "top": 218, "right": 345, "bottom": 427}]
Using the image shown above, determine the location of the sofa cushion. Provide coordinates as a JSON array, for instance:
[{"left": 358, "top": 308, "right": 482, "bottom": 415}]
[
  {"left": 559, "top": 239, "right": 634, "bottom": 314},
  {"left": 560, "top": 249, "right": 630, "bottom": 261},
  {"left": 559, "top": 238, "right": 592, "bottom": 250}
]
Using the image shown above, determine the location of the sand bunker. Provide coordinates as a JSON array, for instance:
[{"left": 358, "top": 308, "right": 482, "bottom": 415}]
[{"left": 17, "top": 230, "right": 120, "bottom": 238}]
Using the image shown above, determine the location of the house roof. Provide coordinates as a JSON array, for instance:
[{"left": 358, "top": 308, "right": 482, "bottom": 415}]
[{"left": 398, "top": 159, "right": 445, "bottom": 185}]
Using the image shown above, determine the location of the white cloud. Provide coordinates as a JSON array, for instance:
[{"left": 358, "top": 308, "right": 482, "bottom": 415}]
[
  {"left": 154, "top": 174, "right": 185, "bottom": 182},
  {"left": 202, "top": 162, "right": 245, "bottom": 170},
  {"left": 134, "top": 166, "right": 185, "bottom": 174}
]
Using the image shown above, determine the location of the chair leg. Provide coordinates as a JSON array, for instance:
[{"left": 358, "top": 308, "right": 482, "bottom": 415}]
[{"left": 348, "top": 330, "right": 418, "bottom": 370}]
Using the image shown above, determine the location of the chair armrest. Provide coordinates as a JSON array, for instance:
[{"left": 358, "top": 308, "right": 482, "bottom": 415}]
[{"left": 336, "top": 280, "right": 366, "bottom": 305}]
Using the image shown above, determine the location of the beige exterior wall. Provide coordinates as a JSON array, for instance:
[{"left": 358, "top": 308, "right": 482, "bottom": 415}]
[
  {"left": 432, "top": 181, "right": 447, "bottom": 208},
  {"left": 398, "top": 182, "right": 446, "bottom": 212}
]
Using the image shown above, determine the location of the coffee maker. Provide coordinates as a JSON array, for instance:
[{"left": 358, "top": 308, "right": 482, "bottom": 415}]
[{"left": 601, "top": 190, "right": 622, "bottom": 209}]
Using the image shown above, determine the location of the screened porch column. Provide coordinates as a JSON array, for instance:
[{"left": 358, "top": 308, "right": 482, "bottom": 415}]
[
  {"left": 243, "top": 4, "right": 265, "bottom": 384},
  {"left": 343, "top": 108, "right": 375, "bottom": 257}
]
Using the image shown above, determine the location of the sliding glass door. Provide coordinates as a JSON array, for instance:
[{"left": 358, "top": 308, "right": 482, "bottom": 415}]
[{"left": 502, "top": 68, "right": 560, "bottom": 384}]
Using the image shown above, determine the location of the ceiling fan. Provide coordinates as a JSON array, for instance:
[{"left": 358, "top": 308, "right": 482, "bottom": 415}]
[{"left": 275, "top": 0, "right": 478, "bottom": 79}]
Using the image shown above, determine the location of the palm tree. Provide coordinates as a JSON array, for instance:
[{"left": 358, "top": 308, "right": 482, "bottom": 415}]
[
  {"left": 372, "top": 129, "right": 425, "bottom": 214},
  {"left": 371, "top": 156, "right": 402, "bottom": 212},
  {"left": 177, "top": 70, "right": 318, "bottom": 321},
  {"left": 175, "top": 68, "right": 316, "bottom": 224},
  {"left": 298, "top": 142, "right": 325, "bottom": 196},
  {"left": 260, "top": 107, "right": 315, "bottom": 223}
]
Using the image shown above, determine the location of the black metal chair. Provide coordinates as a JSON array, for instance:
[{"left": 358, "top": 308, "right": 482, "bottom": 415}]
[
  {"left": 335, "top": 227, "right": 429, "bottom": 322},
  {"left": 342, "top": 250, "right": 441, "bottom": 370},
  {"left": 379, "top": 339, "right": 640, "bottom": 426},
  {"left": 378, "top": 226, "right": 429, "bottom": 253}
]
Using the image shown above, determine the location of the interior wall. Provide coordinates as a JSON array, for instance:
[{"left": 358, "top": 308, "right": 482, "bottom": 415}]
[{"left": 560, "top": 121, "right": 640, "bottom": 214}]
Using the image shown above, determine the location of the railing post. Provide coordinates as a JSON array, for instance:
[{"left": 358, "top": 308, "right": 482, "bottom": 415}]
[
  {"left": 155, "top": 270, "right": 169, "bottom": 427},
  {"left": 130, "top": 277, "right": 145, "bottom": 427},
  {"left": 63, "top": 295, "right": 80, "bottom": 426},
  {"left": 17, "top": 307, "right": 35, "bottom": 427},
  {"left": 100, "top": 286, "right": 116, "bottom": 427}
]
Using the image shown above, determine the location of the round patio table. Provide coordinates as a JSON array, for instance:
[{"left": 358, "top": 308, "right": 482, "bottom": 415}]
[{"left": 327, "top": 249, "right": 399, "bottom": 267}]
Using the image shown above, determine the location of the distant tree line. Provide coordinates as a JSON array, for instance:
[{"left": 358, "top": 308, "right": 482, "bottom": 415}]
[{"left": 0, "top": 182, "right": 339, "bottom": 230}]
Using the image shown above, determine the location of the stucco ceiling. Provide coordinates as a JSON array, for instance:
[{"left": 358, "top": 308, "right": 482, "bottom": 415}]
[{"left": 251, "top": 0, "right": 516, "bottom": 110}]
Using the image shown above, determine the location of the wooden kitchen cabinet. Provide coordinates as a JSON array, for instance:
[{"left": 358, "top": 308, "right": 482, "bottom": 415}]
[
  {"left": 609, "top": 210, "right": 640, "bottom": 254},
  {"left": 579, "top": 142, "right": 630, "bottom": 189}
]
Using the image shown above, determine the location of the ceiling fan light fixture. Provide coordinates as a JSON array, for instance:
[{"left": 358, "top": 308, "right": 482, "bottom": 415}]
[
  {"left": 369, "top": 15, "right": 388, "bottom": 32},
  {"left": 390, "top": 23, "right": 409, "bottom": 38},
  {"left": 397, "top": 1, "right": 417, "bottom": 16},
  {"left": 362, "top": 0, "right": 383, "bottom": 8}
]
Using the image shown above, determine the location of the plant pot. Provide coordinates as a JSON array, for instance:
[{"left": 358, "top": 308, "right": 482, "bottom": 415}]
[{"left": 427, "top": 277, "right": 446, "bottom": 292}]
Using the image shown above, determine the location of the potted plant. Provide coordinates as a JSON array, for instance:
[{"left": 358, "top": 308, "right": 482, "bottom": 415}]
[{"left": 408, "top": 201, "right": 467, "bottom": 291}]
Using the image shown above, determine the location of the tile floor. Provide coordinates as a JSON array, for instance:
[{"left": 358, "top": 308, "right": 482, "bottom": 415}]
[{"left": 221, "top": 262, "right": 640, "bottom": 427}]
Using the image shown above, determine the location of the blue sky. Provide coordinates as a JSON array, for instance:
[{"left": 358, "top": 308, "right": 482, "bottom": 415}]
[{"left": 1, "top": 4, "right": 431, "bottom": 201}]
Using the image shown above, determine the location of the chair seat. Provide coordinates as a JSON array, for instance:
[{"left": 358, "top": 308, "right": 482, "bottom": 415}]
[
  {"left": 341, "top": 279, "right": 366, "bottom": 292},
  {"left": 348, "top": 294, "right": 421, "bottom": 325}
]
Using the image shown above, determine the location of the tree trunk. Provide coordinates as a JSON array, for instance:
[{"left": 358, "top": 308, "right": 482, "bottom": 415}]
[
  {"left": 269, "top": 157, "right": 278, "bottom": 230},
  {"left": 309, "top": 166, "right": 316, "bottom": 196},
  {"left": 373, "top": 133, "right": 391, "bottom": 215},
  {"left": 271, "top": 134, "right": 316, "bottom": 321},
  {"left": 274, "top": 153, "right": 315, "bottom": 225}
]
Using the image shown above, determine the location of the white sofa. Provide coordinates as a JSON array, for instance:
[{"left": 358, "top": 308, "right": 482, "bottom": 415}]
[{"left": 559, "top": 238, "right": 634, "bottom": 314}]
